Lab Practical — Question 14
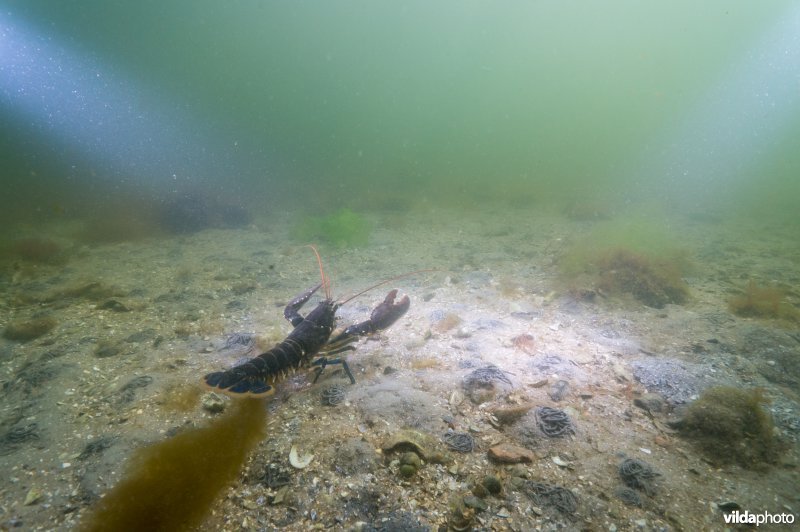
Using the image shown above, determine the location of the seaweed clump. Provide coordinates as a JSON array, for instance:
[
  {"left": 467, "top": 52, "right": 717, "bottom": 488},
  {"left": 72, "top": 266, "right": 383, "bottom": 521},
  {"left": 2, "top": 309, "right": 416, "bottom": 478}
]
[
  {"left": 596, "top": 248, "right": 689, "bottom": 308},
  {"left": 677, "top": 386, "right": 785, "bottom": 468},
  {"left": 728, "top": 281, "right": 797, "bottom": 322},
  {"left": 3, "top": 316, "right": 57, "bottom": 342},
  {"left": 293, "top": 208, "right": 371, "bottom": 248},
  {"left": 79, "top": 398, "right": 267, "bottom": 531}
]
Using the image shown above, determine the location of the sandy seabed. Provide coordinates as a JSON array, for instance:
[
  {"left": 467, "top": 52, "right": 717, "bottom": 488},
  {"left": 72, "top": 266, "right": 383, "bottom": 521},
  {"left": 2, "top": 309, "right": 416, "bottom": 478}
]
[{"left": 1, "top": 205, "right": 798, "bottom": 531}]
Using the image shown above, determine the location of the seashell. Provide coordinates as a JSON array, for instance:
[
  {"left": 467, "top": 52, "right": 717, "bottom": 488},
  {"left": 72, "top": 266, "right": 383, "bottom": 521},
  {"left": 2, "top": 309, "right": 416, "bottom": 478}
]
[{"left": 289, "top": 445, "right": 314, "bottom": 469}]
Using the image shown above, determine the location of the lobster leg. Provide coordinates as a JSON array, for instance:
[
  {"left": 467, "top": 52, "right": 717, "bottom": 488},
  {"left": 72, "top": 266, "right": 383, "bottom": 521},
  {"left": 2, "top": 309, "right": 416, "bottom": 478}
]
[{"left": 311, "top": 356, "right": 356, "bottom": 384}]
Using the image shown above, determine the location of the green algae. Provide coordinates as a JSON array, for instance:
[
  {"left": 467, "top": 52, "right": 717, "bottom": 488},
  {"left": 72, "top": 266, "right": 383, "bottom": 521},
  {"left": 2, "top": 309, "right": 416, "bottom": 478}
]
[
  {"left": 678, "top": 386, "right": 785, "bottom": 469},
  {"left": 293, "top": 208, "right": 371, "bottom": 249}
]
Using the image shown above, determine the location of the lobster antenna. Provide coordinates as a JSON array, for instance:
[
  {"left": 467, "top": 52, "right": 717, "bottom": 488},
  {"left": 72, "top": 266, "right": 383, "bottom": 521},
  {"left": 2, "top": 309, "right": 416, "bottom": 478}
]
[
  {"left": 338, "top": 269, "right": 437, "bottom": 306},
  {"left": 308, "top": 245, "right": 331, "bottom": 299}
]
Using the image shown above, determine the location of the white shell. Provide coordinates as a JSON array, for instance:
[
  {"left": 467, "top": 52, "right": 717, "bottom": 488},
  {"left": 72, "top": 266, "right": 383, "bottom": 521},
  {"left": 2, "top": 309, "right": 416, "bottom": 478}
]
[{"left": 289, "top": 445, "right": 314, "bottom": 469}]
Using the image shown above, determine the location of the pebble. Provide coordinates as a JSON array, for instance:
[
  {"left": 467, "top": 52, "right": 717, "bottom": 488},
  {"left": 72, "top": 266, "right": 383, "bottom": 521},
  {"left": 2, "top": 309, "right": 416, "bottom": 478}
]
[
  {"left": 463, "top": 495, "right": 488, "bottom": 511},
  {"left": 400, "top": 452, "right": 422, "bottom": 468},
  {"left": 487, "top": 443, "right": 536, "bottom": 463},
  {"left": 201, "top": 392, "right": 225, "bottom": 413},
  {"left": 548, "top": 379, "right": 570, "bottom": 401}
]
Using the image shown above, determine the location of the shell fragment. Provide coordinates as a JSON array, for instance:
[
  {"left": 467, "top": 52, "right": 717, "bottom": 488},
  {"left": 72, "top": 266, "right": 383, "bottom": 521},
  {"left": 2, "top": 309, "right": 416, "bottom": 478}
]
[{"left": 289, "top": 444, "right": 314, "bottom": 469}]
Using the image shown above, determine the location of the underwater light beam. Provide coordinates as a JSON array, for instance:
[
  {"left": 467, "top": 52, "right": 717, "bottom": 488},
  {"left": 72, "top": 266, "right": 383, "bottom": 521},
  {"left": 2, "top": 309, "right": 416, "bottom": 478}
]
[
  {"left": 0, "top": 12, "right": 236, "bottom": 185},
  {"left": 632, "top": 5, "right": 800, "bottom": 207}
]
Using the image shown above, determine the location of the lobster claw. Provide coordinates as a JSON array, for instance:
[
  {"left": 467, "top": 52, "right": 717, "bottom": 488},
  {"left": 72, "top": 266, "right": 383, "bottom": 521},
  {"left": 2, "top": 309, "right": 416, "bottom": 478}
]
[
  {"left": 368, "top": 289, "right": 410, "bottom": 332},
  {"left": 332, "top": 289, "right": 410, "bottom": 342}
]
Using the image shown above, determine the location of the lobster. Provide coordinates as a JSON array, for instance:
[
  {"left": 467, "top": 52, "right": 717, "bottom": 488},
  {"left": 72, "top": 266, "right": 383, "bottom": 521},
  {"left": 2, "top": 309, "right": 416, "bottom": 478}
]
[{"left": 203, "top": 249, "right": 411, "bottom": 398}]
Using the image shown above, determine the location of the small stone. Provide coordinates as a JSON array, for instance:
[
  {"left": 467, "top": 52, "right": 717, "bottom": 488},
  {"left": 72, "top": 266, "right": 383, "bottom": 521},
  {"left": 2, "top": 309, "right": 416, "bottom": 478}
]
[
  {"left": 487, "top": 443, "right": 536, "bottom": 463},
  {"left": 463, "top": 495, "right": 488, "bottom": 512},
  {"left": 548, "top": 379, "right": 570, "bottom": 401},
  {"left": 449, "top": 390, "right": 464, "bottom": 406},
  {"left": 201, "top": 392, "right": 225, "bottom": 413},
  {"left": 488, "top": 404, "right": 533, "bottom": 425},
  {"left": 400, "top": 452, "right": 422, "bottom": 468},
  {"left": 551, "top": 455, "right": 570, "bottom": 468},
  {"left": 24, "top": 488, "right": 42, "bottom": 506},
  {"left": 471, "top": 482, "right": 489, "bottom": 498},
  {"left": 496, "top": 507, "right": 510, "bottom": 518},
  {"left": 509, "top": 476, "right": 525, "bottom": 489},
  {"left": 241, "top": 499, "right": 258, "bottom": 510},
  {"left": 273, "top": 486, "right": 289, "bottom": 505},
  {"left": 509, "top": 464, "right": 529, "bottom": 478}
]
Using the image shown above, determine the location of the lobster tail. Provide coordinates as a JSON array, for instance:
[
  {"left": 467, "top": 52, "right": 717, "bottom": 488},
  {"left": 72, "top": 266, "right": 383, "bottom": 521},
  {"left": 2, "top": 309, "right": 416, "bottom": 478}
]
[{"left": 204, "top": 369, "right": 275, "bottom": 397}]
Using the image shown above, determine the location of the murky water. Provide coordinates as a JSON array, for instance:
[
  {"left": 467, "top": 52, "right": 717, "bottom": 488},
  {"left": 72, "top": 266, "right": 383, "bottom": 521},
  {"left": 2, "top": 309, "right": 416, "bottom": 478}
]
[{"left": 1, "top": 2, "right": 799, "bottom": 530}]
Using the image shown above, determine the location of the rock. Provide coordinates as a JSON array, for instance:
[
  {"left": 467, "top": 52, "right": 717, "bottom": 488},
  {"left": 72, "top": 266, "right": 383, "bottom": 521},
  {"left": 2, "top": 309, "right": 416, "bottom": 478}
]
[
  {"left": 487, "top": 443, "right": 536, "bottom": 463},
  {"left": 470, "top": 482, "right": 488, "bottom": 497},
  {"left": 400, "top": 452, "right": 422, "bottom": 468},
  {"left": 509, "top": 464, "right": 529, "bottom": 478},
  {"left": 463, "top": 495, "right": 488, "bottom": 512},
  {"left": 634, "top": 393, "right": 665, "bottom": 413},
  {"left": 24, "top": 488, "right": 42, "bottom": 506},
  {"left": 201, "top": 392, "right": 225, "bottom": 413},
  {"left": 488, "top": 404, "right": 533, "bottom": 425},
  {"left": 548, "top": 379, "right": 570, "bottom": 401}
]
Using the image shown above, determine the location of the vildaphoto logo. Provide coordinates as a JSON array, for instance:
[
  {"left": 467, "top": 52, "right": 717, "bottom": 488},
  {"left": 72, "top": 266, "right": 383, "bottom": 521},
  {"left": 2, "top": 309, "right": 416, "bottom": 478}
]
[{"left": 722, "top": 510, "right": 795, "bottom": 526}]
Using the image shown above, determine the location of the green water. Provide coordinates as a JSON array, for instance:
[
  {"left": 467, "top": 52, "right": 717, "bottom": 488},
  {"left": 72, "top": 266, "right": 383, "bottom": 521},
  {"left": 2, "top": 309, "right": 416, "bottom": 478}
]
[{"left": 1, "top": 0, "right": 799, "bottom": 226}]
